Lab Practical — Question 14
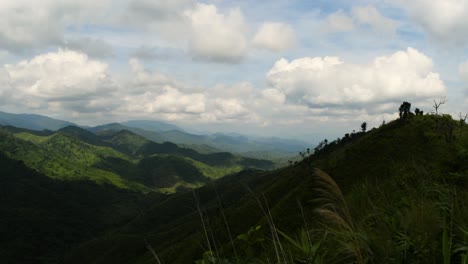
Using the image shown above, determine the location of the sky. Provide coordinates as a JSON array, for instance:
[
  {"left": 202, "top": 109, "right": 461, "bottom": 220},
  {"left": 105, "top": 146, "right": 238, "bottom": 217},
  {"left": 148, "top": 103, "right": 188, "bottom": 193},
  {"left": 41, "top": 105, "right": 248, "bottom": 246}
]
[{"left": 0, "top": 0, "right": 468, "bottom": 142}]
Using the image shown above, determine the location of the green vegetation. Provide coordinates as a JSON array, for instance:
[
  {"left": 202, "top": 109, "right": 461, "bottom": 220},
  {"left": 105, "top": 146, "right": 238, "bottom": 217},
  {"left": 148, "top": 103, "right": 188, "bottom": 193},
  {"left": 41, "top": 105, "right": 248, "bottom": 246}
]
[
  {"left": 0, "top": 151, "right": 158, "bottom": 264},
  {"left": 0, "top": 125, "right": 272, "bottom": 193},
  {"left": 3, "top": 103, "right": 468, "bottom": 263},
  {"left": 62, "top": 103, "right": 468, "bottom": 263}
]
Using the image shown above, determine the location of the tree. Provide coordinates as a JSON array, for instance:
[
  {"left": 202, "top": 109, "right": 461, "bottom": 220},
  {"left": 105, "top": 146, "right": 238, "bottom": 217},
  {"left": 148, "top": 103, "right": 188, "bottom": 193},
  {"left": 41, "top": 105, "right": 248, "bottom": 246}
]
[
  {"left": 399, "top": 102, "right": 411, "bottom": 119},
  {"left": 432, "top": 96, "right": 446, "bottom": 115},
  {"left": 414, "top": 108, "right": 423, "bottom": 116},
  {"left": 361, "top": 122, "right": 367, "bottom": 132}
]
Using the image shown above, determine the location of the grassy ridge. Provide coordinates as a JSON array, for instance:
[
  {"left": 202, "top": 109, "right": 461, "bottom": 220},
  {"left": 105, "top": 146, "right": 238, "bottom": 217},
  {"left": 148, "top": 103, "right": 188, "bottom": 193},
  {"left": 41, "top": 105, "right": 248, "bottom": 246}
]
[{"left": 63, "top": 114, "right": 468, "bottom": 263}]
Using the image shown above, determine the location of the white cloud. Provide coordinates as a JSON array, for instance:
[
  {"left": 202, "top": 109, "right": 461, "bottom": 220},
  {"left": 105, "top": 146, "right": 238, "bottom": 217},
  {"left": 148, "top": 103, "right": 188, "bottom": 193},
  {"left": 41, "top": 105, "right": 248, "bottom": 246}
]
[
  {"left": 351, "top": 6, "right": 397, "bottom": 34},
  {"left": 0, "top": 46, "right": 451, "bottom": 136},
  {"left": 1, "top": 49, "right": 116, "bottom": 114},
  {"left": 324, "top": 10, "right": 356, "bottom": 32},
  {"left": 122, "top": 59, "right": 206, "bottom": 117},
  {"left": 137, "top": 86, "right": 206, "bottom": 114},
  {"left": 253, "top": 22, "right": 296, "bottom": 52},
  {"left": 213, "top": 98, "right": 248, "bottom": 119},
  {"left": 5, "top": 49, "right": 112, "bottom": 99},
  {"left": 323, "top": 6, "right": 396, "bottom": 34},
  {"left": 262, "top": 88, "right": 286, "bottom": 104},
  {"left": 128, "top": 58, "right": 177, "bottom": 93},
  {"left": 185, "top": 3, "right": 248, "bottom": 62},
  {"left": 266, "top": 48, "right": 446, "bottom": 107},
  {"left": 392, "top": 0, "right": 468, "bottom": 45},
  {"left": 0, "top": 0, "right": 110, "bottom": 53}
]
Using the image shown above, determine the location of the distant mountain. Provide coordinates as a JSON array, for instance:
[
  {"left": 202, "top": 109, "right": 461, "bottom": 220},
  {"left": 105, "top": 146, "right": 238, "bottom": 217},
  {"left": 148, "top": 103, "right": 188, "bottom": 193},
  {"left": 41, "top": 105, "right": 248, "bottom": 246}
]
[
  {"left": 0, "top": 125, "right": 274, "bottom": 192},
  {"left": 88, "top": 123, "right": 167, "bottom": 143},
  {"left": 0, "top": 111, "right": 75, "bottom": 131},
  {"left": 89, "top": 122, "right": 306, "bottom": 159},
  {"left": 115, "top": 122, "right": 308, "bottom": 156},
  {"left": 121, "top": 120, "right": 184, "bottom": 132}
]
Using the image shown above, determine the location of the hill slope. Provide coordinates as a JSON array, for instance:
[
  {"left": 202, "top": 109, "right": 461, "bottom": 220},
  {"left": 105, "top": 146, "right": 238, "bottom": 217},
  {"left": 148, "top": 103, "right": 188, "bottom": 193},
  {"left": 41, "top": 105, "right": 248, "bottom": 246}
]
[
  {"left": 64, "top": 114, "right": 468, "bottom": 263},
  {"left": 0, "top": 152, "right": 158, "bottom": 264},
  {"left": 0, "top": 125, "right": 274, "bottom": 192}
]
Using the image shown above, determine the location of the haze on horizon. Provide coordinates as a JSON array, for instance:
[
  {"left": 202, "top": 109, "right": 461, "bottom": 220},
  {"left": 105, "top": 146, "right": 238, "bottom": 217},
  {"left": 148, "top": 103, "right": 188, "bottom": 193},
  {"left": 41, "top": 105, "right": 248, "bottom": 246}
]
[{"left": 0, "top": 0, "right": 467, "bottom": 142}]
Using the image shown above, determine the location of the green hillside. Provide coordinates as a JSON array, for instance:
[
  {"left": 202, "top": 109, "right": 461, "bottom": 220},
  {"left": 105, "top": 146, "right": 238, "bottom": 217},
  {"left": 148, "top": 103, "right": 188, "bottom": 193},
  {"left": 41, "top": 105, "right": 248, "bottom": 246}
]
[
  {"left": 0, "top": 126, "right": 273, "bottom": 193},
  {"left": 3, "top": 108, "right": 468, "bottom": 263},
  {"left": 0, "top": 151, "right": 159, "bottom": 264},
  {"left": 63, "top": 111, "right": 468, "bottom": 263}
]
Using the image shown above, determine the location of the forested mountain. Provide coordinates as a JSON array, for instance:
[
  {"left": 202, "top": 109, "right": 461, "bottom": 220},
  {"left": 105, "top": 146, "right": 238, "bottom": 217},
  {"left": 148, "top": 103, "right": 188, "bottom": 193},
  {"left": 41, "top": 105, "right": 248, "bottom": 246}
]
[
  {"left": 91, "top": 122, "right": 306, "bottom": 160},
  {"left": 0, "top": 110, "right": 305, "bottom": 160},
  {"left": 2, "top": 109, "right": 468, "bottom": 263},
  {"left": 0, "top": 125, "right": 274, "bottom": 193}
]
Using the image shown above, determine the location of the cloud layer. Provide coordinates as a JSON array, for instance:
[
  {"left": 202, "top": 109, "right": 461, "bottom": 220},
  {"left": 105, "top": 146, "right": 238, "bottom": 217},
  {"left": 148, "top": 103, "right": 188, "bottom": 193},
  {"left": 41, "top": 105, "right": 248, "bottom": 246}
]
[
  {"left": 267, "top": 48, "right": 445, "bottom": 107},
  {"left": 0, "top": 48, "right": 447, "bottom": 128},
  {"left": 253, "top": 22, "right": 296, "bottom": 52},
  {"left": 0, "top": 0, "right": 466, "bottom": 139},
  {"left": 392, "top": 0, "right": 468, "bottom": 45}
]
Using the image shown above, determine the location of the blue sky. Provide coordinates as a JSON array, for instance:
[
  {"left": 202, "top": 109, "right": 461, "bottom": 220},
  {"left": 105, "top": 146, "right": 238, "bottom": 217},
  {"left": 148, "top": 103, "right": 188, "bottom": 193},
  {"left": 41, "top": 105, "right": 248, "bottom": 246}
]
[{"left": 0, "top": 0, "right": 467, "bottom": 142}]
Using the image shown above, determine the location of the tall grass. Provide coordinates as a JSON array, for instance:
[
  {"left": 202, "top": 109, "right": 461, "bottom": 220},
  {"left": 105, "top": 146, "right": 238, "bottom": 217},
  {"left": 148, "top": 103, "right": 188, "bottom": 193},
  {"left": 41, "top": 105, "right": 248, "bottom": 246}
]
[{"left": 312, "top": 168, "right": 366, "bottom": 264}]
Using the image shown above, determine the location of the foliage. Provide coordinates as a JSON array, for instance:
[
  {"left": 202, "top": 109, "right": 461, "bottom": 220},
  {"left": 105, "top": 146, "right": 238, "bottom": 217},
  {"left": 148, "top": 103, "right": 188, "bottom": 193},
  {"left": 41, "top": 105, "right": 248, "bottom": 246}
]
[
  {"left": 4, "top": 104, "right": 468, "bottom": 263},
  {"left": 0, "top": 126, "right": 271, "bottom": 193},
  {"left": 399, "top": 101, "right": 412, "bottom": 118}
]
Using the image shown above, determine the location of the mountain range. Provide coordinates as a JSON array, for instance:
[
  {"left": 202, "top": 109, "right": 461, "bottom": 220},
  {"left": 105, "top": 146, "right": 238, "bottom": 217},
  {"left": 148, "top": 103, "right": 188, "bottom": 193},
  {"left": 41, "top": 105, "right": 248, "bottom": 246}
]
[
  {"left": 2, "top": 109, "right": 468, "bottom": 263},
  {"left": 0, "top": 124, "right": 274, "bottom": 193},
  {"left": 0, "top": 111, "right": 75, "bottom": 131},
  {"left": 0, "top": 111, "right": 307, "bottom": 160}
]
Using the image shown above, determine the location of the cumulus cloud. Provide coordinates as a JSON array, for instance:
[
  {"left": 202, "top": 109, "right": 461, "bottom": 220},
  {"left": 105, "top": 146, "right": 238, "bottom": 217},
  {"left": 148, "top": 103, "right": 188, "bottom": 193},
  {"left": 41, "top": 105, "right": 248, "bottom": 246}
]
[
  {"left": 125, "top": 86, "right": 206, "bottom": 114},
  {"left": 0, "top": 47, "right": 449, "bottom": 132},
  {"left": 129, "top": 58, "right": 177, "bottom": 93},
  {"left": 2, "top": 49, "right": 116, "bottom": 113},
  {"left": 392, "top": 0, "right": 468, "bottom": 45},
  {"left": 0, "top": 0, "right": 110, "bottom": 53},
  {"left": 185, "top": 3, "right": 248, "bottom": 62},
  {"left": 122, "top": 58, "right": 206, "bottom": 118},
  {"left": 266, "top": 48, "right": 446, "bottom": 107},
  {"left": 253, "top": 22, "right": 296, "bottom": 52}
]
